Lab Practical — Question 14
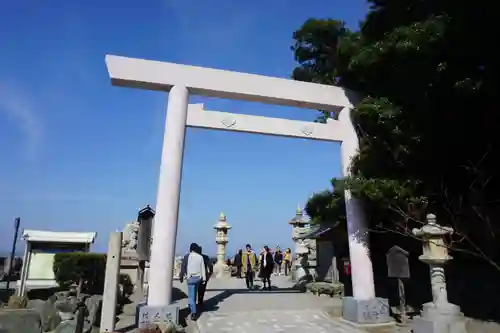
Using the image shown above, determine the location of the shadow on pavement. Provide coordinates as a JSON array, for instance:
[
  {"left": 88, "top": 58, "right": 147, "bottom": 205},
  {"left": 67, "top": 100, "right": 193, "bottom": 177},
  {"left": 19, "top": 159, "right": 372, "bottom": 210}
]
[
  {"left": 172, "top": 287, "right": 188, "bottom": 301},
  {"left": 201, "top": 285, "right": 305, "bottom": 314}
]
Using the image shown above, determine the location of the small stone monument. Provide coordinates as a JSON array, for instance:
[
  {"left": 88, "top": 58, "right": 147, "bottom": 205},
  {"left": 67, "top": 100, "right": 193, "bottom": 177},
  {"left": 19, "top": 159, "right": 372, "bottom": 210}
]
[
  {"left": 213, "top": 212, "right": 232, "bottom": 278},
  {"left": 412, "top": 213, "right": 467, "bottom": 333},
  {"left": 386, "top": 245, "right": 410, "bottom": 323},
  {"left": 122, "top": 221, "right": 140, "bottom": 259}
]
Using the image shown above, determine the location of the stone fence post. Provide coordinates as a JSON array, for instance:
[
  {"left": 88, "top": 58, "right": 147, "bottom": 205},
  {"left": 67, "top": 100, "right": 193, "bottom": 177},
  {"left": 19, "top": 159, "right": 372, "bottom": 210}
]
[{"left": 100, "top": 232, "right": 122, "bottom": 332}]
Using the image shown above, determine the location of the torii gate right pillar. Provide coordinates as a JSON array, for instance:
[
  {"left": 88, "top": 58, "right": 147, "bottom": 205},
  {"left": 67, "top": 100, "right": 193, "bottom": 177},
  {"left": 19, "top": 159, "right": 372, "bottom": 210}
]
[{"left": 339, "top": 107, "right": 392, "bottom": 326}]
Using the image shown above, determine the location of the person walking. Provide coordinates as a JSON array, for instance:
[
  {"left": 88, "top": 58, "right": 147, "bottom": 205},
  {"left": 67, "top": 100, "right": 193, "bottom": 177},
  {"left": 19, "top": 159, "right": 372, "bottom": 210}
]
[
  {"left": 196, "top": 245, "right": 213, "bottom": 312},
  {"left": 284, "top": 248, "right": 292, "bottom": 276},
  {"left": 234, "top": 249, "right": 242, "bottom": 278},
  {"left": 259, "top": 246, "right": 274, "bottom": 291},
  {"left": 241, "top": 244, "right": 257, "bottom": 289},
  {"left": 273, "top": 246, "right": 283, "bottom": 276},
  {"left": 179, "top": 243, "right": 207, "bottom": 321}
]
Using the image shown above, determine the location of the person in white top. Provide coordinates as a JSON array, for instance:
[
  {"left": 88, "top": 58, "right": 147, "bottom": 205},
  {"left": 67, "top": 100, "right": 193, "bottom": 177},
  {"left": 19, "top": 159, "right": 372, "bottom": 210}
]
[{"left": 179, "top": 243, "right": 207, "bottom": 321}]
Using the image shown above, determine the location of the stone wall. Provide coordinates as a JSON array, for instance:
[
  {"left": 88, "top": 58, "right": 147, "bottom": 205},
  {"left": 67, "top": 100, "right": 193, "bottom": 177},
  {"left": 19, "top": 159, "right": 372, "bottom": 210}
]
[{"left": 0, "top": 291, "right": 103, "bottom": 333}]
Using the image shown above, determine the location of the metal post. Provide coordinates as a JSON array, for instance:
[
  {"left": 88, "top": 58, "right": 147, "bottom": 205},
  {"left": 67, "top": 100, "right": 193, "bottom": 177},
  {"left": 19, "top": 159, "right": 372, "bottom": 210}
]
[
  {"left": 397, "top": 278, "right": 408, "bottom": 324},
  {"left": 74, "top": 300, "right": 87, "bottom": 333},
  {"left": 5, "top": 218, "right": 20, "bottom": 292}
]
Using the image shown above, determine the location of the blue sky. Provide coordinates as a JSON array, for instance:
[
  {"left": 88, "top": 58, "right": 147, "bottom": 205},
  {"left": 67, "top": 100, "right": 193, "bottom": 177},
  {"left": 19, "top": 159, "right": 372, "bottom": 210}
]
[{"left": 0, "top": 0, "right": 368, "bottom": 256}]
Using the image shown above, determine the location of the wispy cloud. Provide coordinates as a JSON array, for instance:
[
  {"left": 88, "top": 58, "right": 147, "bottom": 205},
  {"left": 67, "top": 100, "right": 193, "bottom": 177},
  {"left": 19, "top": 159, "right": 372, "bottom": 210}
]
[
  {"left": 13, "top": 191, "right": 122, "bottom": 203},
  {"left": 0, "top": 81, "right": 43, "bottom": 160},
  {"left": 160, "top": 0, "right": 257, "bottom": 63}
]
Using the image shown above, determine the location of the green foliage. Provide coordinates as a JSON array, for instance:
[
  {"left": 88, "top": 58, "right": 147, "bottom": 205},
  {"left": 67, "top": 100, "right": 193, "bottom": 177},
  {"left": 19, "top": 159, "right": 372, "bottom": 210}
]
[
  {"left": 305, "top": 178, "right": 345, "bottom": 227},
  {"left": 53, "top": 252, "right": 106, "bottom": 294},
  {"left": 292, "top": 0, "right": 500, "bottom": 267}
]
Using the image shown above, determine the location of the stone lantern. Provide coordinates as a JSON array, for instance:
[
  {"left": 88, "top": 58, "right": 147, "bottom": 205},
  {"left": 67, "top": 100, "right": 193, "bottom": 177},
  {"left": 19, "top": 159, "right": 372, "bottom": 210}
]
[
  {"left": 213, "top": 212, "right": 232, "bottom": 278},
  {"left": 412, "top": 213, "right": 466, "bottom": 333},
  {"left": 289, "top": 205, "right": 314, "bottom": 281}
]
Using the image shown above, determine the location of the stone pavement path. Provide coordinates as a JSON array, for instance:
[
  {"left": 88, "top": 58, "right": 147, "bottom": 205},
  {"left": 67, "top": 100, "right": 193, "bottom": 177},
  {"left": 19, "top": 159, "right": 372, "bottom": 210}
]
[
  {"left": 116, "top": 275, "right": 385, "bottom": 332},
  {"left": 198, "top": 310, "right": 361, "bottom": 333},
  {"left": 190, "top": 275, "right": 362, "bottom": 333}
]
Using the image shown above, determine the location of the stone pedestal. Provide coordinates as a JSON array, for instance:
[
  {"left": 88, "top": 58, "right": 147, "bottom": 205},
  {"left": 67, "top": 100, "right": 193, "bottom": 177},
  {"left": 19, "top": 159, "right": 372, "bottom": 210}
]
[
  {"left": 291, "top": 240, "right": 309, "bottom": 282},
  {"left": 213, "top": 262, "right": 231, "bottom": 279},
  {"left": 414, "top": 302, "right": 466, "bottom": 333},
  {"left": 213, "top": 212, "right": 231, "bottom": 279},
  {"left": 412, "top": 214, "right": 467, "bottom": 333}
]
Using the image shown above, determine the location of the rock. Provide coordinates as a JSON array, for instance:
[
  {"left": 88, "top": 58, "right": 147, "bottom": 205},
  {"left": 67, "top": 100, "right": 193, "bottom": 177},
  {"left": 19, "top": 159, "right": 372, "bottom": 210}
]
[
  {"left": 138, "top": 324, "right": 162, "bottom": 333},
  {"left": 77, "top": 293, "right": 90, "bottom": 302},
  {"left": 27, "top": 298, "right": 62, "bottom": 332},
  {"left": 7, "top": 295, "right": 28, "bottom": 309},
  {"left": 306, "top": 282, "right": 344, "bottom": 297},
  {"left": 158, "top": 321, "right": 181, "bottom": 333},
  {"left": 138, "top": 322, "right": 183, "bottom": 333},
  {"left": 53, "top": 319, "right": 92, "bottom": 333},
  {"left": 54, "top": 299, "right": 75, "bottom": 313},
  {"left": 58, "top": 311, "right": 74, "bottom": 321},
  {"left": 0, "top": 308, "right": 42, "bottom": 333},
  {"left": 84, "top": 295, "right": 102, "bottom": 326}
]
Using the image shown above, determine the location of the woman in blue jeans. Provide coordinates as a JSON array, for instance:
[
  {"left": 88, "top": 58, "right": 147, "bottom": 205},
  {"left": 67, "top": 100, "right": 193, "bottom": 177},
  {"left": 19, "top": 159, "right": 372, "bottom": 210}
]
[{"left": 179, "top": 243, "right": 207, "bottom": 321}]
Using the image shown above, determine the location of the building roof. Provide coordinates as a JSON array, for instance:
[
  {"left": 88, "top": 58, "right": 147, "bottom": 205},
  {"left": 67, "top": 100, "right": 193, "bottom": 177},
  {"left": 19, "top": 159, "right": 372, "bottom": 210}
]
[
  {"left": 22, "top": 230, "right": 97, "bottom": 244},
  {"left": 295, "top": 225, "right": 332, "bottom": 240}
]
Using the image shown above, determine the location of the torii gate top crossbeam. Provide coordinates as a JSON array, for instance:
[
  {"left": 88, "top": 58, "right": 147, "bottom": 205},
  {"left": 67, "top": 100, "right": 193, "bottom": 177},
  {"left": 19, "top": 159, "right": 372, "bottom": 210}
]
[{"left": 105, "top": 55, "right": 353, "bottom": 112}]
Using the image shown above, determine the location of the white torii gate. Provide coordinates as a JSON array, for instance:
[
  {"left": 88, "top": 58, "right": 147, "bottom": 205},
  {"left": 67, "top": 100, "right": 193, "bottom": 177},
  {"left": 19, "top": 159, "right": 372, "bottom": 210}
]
[{"left": 105, "top": 55, "right": 390, "bottom": 325}]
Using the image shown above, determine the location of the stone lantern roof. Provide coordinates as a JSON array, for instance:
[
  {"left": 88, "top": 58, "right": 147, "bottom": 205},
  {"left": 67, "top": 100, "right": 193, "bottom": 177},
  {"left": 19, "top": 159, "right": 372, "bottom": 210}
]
[
  {"left": 213, "top": 212, "right": 232, "bottom": 230},
  {"left": 289, "top": 204, "right": 310, "bottom": 225}
]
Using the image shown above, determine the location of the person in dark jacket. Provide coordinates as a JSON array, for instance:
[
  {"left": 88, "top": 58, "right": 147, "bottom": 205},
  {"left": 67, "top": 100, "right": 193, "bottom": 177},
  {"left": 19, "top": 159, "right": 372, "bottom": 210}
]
[
  {"left": 233, "top": 249, "right": 243, "bottom": 278},
  {"left": 259, "top": 245, "right": 274, "bottom": 291},
  {"left": 273, "top": 246, "right": 283, "bottom": 275},
  {"left": 196, "top": 245, "right": 213, "bottom": 311}
]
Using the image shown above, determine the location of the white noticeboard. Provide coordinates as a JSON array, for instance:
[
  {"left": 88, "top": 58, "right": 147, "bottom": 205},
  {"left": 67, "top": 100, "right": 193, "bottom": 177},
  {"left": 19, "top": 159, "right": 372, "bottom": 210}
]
[{"left": 28, "top": 252, "right": 56, "bottom": 280}]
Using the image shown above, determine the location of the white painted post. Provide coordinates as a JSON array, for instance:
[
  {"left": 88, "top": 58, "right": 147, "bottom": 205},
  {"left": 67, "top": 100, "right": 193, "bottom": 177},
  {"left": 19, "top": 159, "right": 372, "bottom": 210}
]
[
  {"left": 101, "top": 232, "right": 122, "bottom": 332},
  {"left": 338, "top": 107, "right": 376, "bottom": 300},
  {"left": 18, "top": 241, "right": 31, "bottom": 297},
  {"left": 148, "top": 85, "right": 189, "bottom": 306}
]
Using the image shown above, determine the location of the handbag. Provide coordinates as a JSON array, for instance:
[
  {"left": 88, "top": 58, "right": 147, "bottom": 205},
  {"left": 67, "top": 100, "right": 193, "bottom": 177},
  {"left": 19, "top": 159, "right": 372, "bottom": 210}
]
[{"left": 187, "top": 276, "right": 202, "bottom": 285}]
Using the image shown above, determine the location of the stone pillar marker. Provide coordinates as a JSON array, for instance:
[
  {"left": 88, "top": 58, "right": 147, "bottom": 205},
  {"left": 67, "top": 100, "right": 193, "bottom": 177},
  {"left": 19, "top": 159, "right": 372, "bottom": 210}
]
[
  {"left": 412, "top": 213, "right": 467, "bottom": 333},
  {"left": 213, "top": 212, "right": 232, "bottom": 278},
  {"left": 101, "top": 232, "right": 122, "bottom": 332}
]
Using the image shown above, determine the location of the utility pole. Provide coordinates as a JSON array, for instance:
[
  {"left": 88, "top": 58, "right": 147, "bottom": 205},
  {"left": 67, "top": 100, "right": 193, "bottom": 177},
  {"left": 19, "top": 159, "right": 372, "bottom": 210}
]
[{"left": 5, "top": 217, "right": 21, "bottom": 292}]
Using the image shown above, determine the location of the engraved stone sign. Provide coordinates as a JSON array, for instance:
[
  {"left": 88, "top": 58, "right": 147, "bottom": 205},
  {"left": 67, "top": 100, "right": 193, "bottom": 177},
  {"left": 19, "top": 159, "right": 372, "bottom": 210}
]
[
  {"left": 386, "top": 245, "right": 410, "bottom": 279},
  {"left": 386, "top": 245, "right": 410, "bottom": 324},
  {"left": 138, "top": 305, "right": 179, "bottom": 329}
]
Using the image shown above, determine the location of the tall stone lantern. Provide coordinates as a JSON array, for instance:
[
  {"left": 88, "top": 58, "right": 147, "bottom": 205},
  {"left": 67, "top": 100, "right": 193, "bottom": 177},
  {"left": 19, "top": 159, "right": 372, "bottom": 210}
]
[
  {"left": 289, "top": 205, "right": 312, "bottom": 281},
  {"left": 412, "top": 213, "right": 467, "bottom": 333},
  {"left": 213, "top": 212, "right": 232, "bottom": 278}
]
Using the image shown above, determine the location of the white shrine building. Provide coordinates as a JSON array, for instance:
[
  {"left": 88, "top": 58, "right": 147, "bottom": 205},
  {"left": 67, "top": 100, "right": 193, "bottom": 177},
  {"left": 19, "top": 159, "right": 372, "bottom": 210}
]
[{"left": 17, "top": 229, "right": 97, "bottom": 295}]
